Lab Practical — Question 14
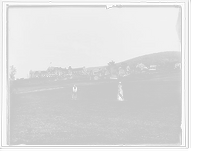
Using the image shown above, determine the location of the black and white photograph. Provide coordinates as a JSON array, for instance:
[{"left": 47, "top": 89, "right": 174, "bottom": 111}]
[{"left": 1, "top": 1, "right": 190, "bottom": 148}]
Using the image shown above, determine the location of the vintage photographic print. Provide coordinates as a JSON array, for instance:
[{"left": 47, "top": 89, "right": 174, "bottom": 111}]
[{"left": 1, "top": 1, "right": 190, "bottom": 148}]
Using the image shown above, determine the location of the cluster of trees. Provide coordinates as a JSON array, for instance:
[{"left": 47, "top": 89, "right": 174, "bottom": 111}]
[
  {"left": 131, "top": 64, "right": 141, "bottom": 74},
  {"left": 118, "top": 62, "right": 128, "bottom": 75},
  {"left": 107, "top": 61, "right": 117, "bottom": 76},
  {"left": 105, "top": 61, "right": 128, "bottom": 76},
  {"left": 9, "top": 65, "right": 16, "bottom": 81},
  {"left": 107, "top": 61, "right": 130, "bottom": 77}
]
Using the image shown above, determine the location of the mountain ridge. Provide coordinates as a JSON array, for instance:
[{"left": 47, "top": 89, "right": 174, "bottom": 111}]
[{"left": 117, "top": 51, "right": 181, "bottom": 67}]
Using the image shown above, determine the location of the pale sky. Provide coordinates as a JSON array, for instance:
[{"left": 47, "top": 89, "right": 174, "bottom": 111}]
[{"left": 8, "top": 5, "right": 181, "bottom": 78}]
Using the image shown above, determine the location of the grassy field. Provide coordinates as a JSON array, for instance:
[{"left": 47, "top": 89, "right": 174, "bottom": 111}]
[{"left": 9, "top": 74, "right": 182, "bottom": 146}]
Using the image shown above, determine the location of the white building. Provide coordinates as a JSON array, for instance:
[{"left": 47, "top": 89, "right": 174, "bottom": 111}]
[
  {"left": 72, "top": 67, "right": 87, "bottom": 76},
  {"left": 149, "top": 64, "right": 157, "bottom": 71},
  {"left": 45, "top": 67, "right": 55, "bottom": 77},
  {"left": 45, "top": 72, "right": 55, "bottom": 77}
]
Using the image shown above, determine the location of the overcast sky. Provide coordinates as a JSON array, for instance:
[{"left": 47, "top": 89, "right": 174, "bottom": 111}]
[{"left": 8, "top": 5, "right": 181, "bottom": 78}]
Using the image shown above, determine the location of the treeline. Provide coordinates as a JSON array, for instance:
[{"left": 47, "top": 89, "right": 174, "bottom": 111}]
[
  {"left": 35, "top": 61, "right": 176, "bottom": 78},
  {"left": 105, "top": 61, "right": 176, "bottom": 77}
]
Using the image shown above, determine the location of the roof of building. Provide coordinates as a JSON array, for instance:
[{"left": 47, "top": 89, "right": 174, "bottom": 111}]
[{"left": 72, "top": 67, "right": 84, "bottom": 71}]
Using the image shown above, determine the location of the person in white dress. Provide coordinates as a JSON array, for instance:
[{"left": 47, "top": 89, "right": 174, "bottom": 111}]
[
  {"left": 117, "top": 81, "right": 124, "bottom": 101},
  {"left": 72, "top": 84, "right": 78, "bottom": 100}
]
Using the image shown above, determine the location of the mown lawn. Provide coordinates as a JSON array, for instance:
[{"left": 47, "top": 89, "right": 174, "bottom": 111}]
[{"left": 10, "top": 80, "right": 182, "bottom": 146}]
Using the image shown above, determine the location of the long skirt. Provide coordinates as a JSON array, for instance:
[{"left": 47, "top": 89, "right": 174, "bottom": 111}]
[
  {"left": 117, "top": 91, "right": 124, "bottom": 101},
  {"left": 72, "top": 92, "right": 77, "bottom": 99}
]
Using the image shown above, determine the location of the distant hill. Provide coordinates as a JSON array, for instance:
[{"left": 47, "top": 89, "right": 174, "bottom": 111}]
[
  {"left": 116, "top": 51, "right": 181, "bottom": 67},
  {"left": 87, "top": 51, "right": 181, "bottom": 70}
]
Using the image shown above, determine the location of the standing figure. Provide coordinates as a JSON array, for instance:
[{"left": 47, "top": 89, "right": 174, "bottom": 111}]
[
  {"left": 72, "top": 84, "right": 78, "bottom": 100},
  {"left": 118, "top": 82, "right": 124, "bottom": 101}
]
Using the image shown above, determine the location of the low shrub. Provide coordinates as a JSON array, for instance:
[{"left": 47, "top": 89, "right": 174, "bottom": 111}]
[{"left": 94, "top": 75, "right": 99, "bottom": 80}]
